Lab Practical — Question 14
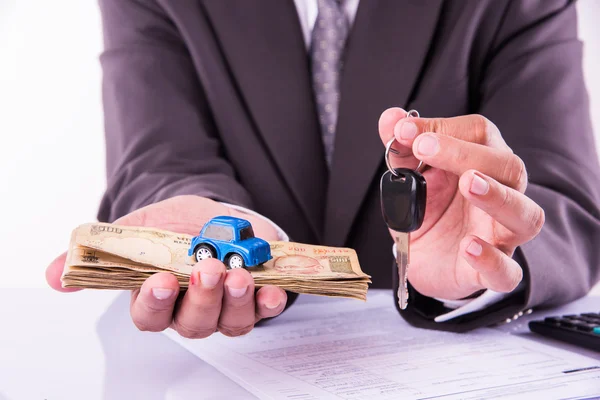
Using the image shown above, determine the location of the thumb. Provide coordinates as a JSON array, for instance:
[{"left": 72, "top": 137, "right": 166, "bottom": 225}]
[
  {"left": 112, "top": 196, "right": 230, "bottom": 235},
  {"left": 379, "top": 107, "right": 412, "bottom": 157},
  {"left": 46, "top": 252, "right": 81, "bottom": 293}
]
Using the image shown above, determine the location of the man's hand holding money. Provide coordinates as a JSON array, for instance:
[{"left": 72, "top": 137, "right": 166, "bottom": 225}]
[{"left": 46, "top": 195, "right": 288, "bottom": 338}]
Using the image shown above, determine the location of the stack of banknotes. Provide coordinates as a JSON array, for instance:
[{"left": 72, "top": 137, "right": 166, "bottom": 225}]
[{"left": 62, "top": 223, "right": 371, "bottom": 300}]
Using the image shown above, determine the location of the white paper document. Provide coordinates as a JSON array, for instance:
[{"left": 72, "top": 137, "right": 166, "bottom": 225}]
[{"left": 165, "top": 292, "right": 600, "bottom": 399}]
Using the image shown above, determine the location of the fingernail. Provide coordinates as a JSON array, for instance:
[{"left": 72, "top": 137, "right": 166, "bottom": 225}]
[
  {"left": 398, "top": 121, "right": 417, "bottom": 140},
  {"left": 200, "top": 272, "right": 221, "bottom": 289},
  {"left": 470, "top": 174, "right": 489, "bottom": 196},
  {"left": 227, "top": 285, "right": 248, "bottom": 298},
  {"left": 152, "top": 288, "right": 176, "bottom": 300},
  {"left": 466, "top": 240, "right": 483, "bottom": 257},
  {"left": 265, "top": 300, "right": 281, "bottom": 310},
  {"left": 417, "top": 134, "right": 439, "bottom": 156}
]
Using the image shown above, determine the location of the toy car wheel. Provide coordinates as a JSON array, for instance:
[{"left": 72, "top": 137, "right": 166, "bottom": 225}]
[
  {"left": 227, "top": 253, "right": 245, "bottom": 269},
  {"left": 195, "top": 244, "right": 215, "bottom": 262}
]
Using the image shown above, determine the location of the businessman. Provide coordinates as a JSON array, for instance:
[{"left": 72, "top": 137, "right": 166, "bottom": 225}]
[{"left": 47, "top": 0, "right": 600, "bottom": 335}]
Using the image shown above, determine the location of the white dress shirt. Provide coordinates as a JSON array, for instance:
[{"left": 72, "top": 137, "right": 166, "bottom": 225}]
[
  {"left": 225, "top": 0, "right": 511, "bottom": 324},
  {"left": 293, "top": 0, "right": 360, "bottom": 49}
]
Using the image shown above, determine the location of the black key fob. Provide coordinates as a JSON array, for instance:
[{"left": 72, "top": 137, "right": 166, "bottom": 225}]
[{"left": 380, "top": 168, "right": 427, "bottom": 232}]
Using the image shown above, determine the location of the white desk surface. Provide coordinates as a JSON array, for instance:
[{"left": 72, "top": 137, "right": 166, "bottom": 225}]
[{"left": 0, "top": 289, "right": 598, "bottom": 400}]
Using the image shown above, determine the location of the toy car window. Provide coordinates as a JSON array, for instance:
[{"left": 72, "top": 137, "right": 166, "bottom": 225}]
[
  {"left": 239, "top": 226, "right": 255, "bottom": 241},
  {"left": 204, "top": 225, "right": 234, "bottom": 241}
]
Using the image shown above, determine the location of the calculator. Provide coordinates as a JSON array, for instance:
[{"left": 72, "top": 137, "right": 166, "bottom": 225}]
[{"left": 529, "top": 313, "right": 600, "bottom": 352}]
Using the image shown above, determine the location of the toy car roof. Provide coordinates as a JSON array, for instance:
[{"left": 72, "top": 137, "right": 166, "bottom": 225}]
[{"left": 208, "top": 216, "right": 252, "bottom": 229}]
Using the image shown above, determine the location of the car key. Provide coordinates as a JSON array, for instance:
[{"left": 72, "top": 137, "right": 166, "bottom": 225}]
[{"left": 380, "top": 140, "right": 427, "bottom": 310}]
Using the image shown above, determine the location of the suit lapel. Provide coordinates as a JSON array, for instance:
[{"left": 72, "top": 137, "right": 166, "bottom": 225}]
[
  {"left": 201, "top": 0, "right": 327, "bottom": 239},
  {"left": 325, "top": 0, "right": 444, "bottom": 245}
]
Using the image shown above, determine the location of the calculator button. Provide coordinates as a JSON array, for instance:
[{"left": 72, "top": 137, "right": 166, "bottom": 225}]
[
  {"left": 544, "top": 317, "right": 561, "bottom": 325},
  {"left": 593, "top": 327, "right": 600, "bottom": 335},
  {"left": 574, "top": 322, "right": 596, "bottom": 332},
  {"left": 559, "top": 319, "right": 575, "bottom": 328},
  {"left": 582, "top": 313, "right": 600, "bottom": 318}
]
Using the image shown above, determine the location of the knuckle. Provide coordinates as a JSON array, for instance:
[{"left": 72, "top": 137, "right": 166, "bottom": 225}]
[
  {"left": 133, "top": 319, "right": 162, "bottom": 333},
  {"left": 514, "top": 156, "right": 528, "bottom": 190},
  {"left": 472, "top": 114, "right": 491, "bottom": 144},
  {"left": 454, "top": 143, "right": 470, "bottom": 165},
  {"left": 132, "top": 320, "right": 149, "bottom": 332},
  {"left": 529, "top": 206, "right": 546, "bottom": 237},
  {"left": 188, "top": 297, "right": 222, "bottom": 314},
  {"left": 218, "top": 324, "right": 254, "bottom": 338},
  {"left": 429, "top": 118, "right": 448, "bottom": 134},
  {"left": 224, "top": 303, "right": 250, "bottom": 314},
  {"left": 173, "top": 320, "right": 215, "bottom": 339},
  {"left": 502, "top": 155, "right": 527, "bottom": 190},
  {"left": 141, "top": 300, "right": 172, "bottom": 314},
  {"left": 131, "top": 302, "right": 174, "bottom": 332},
  {"left": 175, "top": 326, "right": 196, "bottom": 339},
  {"left": 497, "top": 185, "right": 512, "bottom": 211}
]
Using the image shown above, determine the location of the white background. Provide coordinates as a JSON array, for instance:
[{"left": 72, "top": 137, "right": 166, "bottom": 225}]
[{"left": 1, "top": 1, "right": 599, "bottom": 290}]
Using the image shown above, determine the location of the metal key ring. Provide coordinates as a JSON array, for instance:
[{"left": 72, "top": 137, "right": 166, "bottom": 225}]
[
  {"left": 388, "top": 109, "right": 420, "bottom": 158},
  {"left": 385, "top": 109, "right": 426, "bottom": 176}
]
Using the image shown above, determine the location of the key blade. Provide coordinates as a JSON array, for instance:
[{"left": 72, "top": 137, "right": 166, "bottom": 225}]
[{"left": 395, "top": 234, "right": 410, "bottom": 310}]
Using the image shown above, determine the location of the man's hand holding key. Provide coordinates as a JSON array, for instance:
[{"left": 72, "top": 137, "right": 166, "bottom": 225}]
[{"left": 378, "top": 108, "right": 546, "bottom": 301}]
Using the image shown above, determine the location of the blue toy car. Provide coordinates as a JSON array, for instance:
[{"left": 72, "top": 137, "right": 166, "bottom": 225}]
[{"left": 188, "top": 216, "right": 272, "bottom": 269}]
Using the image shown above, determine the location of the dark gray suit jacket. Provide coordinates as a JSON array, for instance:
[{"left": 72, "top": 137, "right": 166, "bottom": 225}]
[{"left": 97, "top": 0, "right": 600, "bottom": 331}]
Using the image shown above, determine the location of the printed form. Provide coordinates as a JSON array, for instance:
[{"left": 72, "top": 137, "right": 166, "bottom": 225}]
[{"left": 165, "top": 292, "right": 600, "bottom": 399}]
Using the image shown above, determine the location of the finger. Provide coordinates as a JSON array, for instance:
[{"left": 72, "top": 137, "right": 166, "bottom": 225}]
[
  {"left": 113, "top": 195, "right": 229, "bottom": 236},
  {"left": 130, "top": 272, "right": 179, "bottom": 332},
  {"left": 171, "top": 259, "right": 226, "bottom": 339},
  {"left": 378, "top": 107, "right": 416, "bottom": 159},
  {"left": 218, "top": 269, "right": 255, "bottom": 337},
  {"left": 412, "top": 133, "right": 528, "bottom": 191},
  {"left": 46, "top": 252, "right": 81, "bottom": 292},
  {"left": 378, "top": 107, "right": 408, "bottom": 144},
  {"left": 459, "top": 170, "right": 545, "bottom": 243},
  {"left": 393, "top": 114, "right": 510, "bottom": 151},
  {"left": 255, "top": 285, "right": 287, "bottom": 322},
  {"left": 461, "top": 235, "right": 524, "bottom": 293}
]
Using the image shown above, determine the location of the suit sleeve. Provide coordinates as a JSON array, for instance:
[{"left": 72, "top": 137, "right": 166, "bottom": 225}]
[
  {"left": 400, "top": 0, "right": 600, "bottom": 332},
  {"left": 96, "top": 0, "right": 253, "bottom": 222},
  {"left": 482, "top": 0, "right": 600, "bottom": 308}
]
